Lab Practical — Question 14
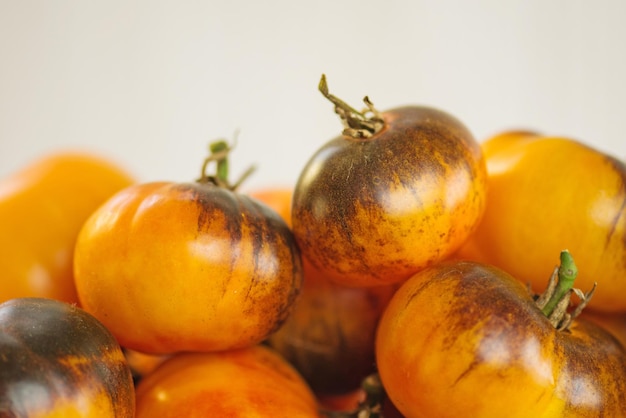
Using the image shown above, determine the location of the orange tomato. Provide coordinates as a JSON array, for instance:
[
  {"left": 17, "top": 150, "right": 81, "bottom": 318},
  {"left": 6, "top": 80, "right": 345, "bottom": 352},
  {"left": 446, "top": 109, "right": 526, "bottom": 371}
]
[
  {"left": 74, "top": 179, "right": 302, "bottom": 354},
  {"left": 0, "top": 152, "right": 134, "bottom": 304},
  {"left": 456, "top": 130, "right": 626, "bottom": 311},
  {"left": 376, "top": 258, "right": 626, "bottom": 418},
  {"left": 292, "top": 75, "right": 487, "bottom": 287},
  {"left": 135, "top": 344, "right": 321, "bottom": 418}
]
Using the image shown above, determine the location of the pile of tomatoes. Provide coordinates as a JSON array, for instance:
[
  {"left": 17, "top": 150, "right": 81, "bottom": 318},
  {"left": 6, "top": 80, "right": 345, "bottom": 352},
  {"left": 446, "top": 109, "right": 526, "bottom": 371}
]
[{"left": 1, "top": 75, "right": 626, "bottom": 418}]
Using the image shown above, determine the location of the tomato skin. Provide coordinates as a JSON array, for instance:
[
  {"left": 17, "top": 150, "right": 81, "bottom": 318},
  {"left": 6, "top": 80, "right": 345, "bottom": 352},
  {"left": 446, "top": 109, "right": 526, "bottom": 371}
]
[
  {"left": 0, "top": 152, "right": 134, "bottom": 304},
  {"left": 248, "top": 187, "right": 293, "bottom": 225},
  {"left": 74, "top": 181, "right": 303, "bottom": 354},
  {"left": 292, "top": 106, "right": 487, "bottom": 287},
  {"left": 375, "top": 261, "right": 626, "bottom": 418},
  {"left": 0, "top": 297, "right": 135, "bottom": 417},
  {"left": 135, "top": 344, "right": 321, "bottom": 418},
  {"left": 581, "top": 310, "right": 626, "bottom": 350},
  {"left": 267, "top": 260, "right": 396, "bottom": 395},
  {"left": 457, "top": 131, "right": 626, "bottom": 311}
]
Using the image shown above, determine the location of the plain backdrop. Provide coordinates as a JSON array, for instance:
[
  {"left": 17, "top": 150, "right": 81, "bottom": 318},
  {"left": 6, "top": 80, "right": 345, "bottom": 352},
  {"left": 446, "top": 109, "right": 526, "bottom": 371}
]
[{"left": 1, "top": 0, "right": 625, "bottom": 191}]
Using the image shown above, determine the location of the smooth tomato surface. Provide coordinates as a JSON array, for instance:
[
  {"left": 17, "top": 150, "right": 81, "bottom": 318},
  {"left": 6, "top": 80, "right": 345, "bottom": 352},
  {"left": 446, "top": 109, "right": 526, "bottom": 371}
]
[
  {"left": 0, "top": 152, "right": 134, "bottom": 304},
  {"left": 248, "top": 187, "right": 293, "bottom": 226},
  {"left": 135, "top": 345, "right": 321, "bottom": 418},
  {"left": 74, "top": 181, "right": 302, "bottom": 354},
  {"left": 457, "top": 131, "right": 626, "bottom": 311}
]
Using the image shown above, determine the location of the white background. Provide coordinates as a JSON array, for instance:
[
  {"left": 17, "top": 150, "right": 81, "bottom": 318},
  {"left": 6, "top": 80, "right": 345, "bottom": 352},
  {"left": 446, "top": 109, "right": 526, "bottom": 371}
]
[{"left": 1, "top": 0, "right": 625, "bottom": 191}]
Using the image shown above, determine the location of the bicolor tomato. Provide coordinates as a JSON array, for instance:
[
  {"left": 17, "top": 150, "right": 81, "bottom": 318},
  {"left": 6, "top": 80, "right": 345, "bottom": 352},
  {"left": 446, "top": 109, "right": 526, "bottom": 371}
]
[
  {"left": 292, "top": 75, "right": 487, "bottom": 287},
  {"left": 74, "top": 142, "right": 302, "bottom": 354},
  {"left": 0, "top": 297, "right": 134, "bottom": 417}
]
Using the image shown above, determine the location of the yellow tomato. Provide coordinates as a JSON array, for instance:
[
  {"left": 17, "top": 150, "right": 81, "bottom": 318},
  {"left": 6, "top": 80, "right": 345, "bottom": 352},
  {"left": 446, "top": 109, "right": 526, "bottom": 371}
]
[
  {"left": 457, "top": 131, "right": 626, "bottom": 311},
  {"left": 0, "top": 152, "right": 134, "bottom": 304}
]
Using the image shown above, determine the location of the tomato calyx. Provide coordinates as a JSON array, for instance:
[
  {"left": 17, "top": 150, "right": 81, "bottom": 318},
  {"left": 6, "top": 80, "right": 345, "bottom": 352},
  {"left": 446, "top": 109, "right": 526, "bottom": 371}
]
[
  {"left": 318, "top": 74, "right": 384, "bottom": 140},
  {"left": 534, "top": 250, "right": 597, "bottom": 331},
  {"left": 196, "top": 138, "right": 256, "bottom": 190},
  {"left": 321, "top": 373, "right": 387, "bottom": 418}
]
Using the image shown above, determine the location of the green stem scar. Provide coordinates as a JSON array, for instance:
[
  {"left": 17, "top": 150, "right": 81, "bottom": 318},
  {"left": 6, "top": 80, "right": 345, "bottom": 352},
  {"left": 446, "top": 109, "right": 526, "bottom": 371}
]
[
  {"left": 318, "top": 74, "right": 385, "bottom": 139},
  {"left": 534, "top": 250, "right": 597, "bottom": 331}
]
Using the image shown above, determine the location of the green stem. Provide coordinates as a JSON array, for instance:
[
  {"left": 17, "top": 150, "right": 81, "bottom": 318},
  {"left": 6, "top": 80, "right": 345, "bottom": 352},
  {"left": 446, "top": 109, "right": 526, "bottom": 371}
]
[
  {"left": 540, "top": 250, "right": 578, "bottom": 317},
  {"left": 209, "top": 140, "right": 230, "bottom": 184}
]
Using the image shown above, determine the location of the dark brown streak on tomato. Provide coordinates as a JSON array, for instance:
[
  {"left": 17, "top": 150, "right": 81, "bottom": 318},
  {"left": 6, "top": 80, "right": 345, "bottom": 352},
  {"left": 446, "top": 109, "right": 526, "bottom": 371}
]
[
  {"left": 602, "top": 155, "right": 626, "bottom": 263},
  {"left": 240, "top": 196, "right": 278, "bottom": 301},
  {"left": 452, "top": 358, "right": 480, "bottom": 387},
  {"left": 243, "top": 196, "right": 302, "bottom": 331},
  {"left": 402, "top": 271, "right": 440, "bottom": 312},
  {"left": 445, "top": 263, "right": 554, "bottom": 381},
  {"left": 177, "top": 183, "right": 243, "bottom": 294}
]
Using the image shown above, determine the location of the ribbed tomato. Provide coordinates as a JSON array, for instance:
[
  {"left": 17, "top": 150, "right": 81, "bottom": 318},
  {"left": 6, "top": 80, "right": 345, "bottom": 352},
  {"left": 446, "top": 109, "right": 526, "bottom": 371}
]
[{"left": 74, "top": 141, "right": 303, "bottom": 354}]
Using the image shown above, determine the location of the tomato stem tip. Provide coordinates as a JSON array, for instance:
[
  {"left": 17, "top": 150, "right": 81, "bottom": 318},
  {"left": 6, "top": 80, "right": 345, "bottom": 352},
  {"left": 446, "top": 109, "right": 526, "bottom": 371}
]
[
  {"left": 318, "top": 74, "right": 384, "bottom": 139},
  {"left": 535, "top": 250, "right": 595, "bottom": 330}
]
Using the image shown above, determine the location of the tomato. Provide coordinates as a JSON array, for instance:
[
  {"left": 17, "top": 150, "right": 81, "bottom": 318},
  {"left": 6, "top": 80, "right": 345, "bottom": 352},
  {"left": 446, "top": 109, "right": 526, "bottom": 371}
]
[
  {"left": 135, "top": 344, "right": 321, "bottom": 418},
  {"left": 0, "top": 152, "right": 134, "bottom": 304},
  {"left": 0, "top": 297, "right": 134, "bottom": 417},
  {"left": 250, "top": 186, "right": 397, "bottom": 395},
  {"left": 292, "top": 75, "right": 487, "bottom": 287},
  {"left": 375, "top": 253, "right": 626, "bottom": 418},
  {"left": 73, "top": 142, "right": 303, "bottom": 354},
  {"left": 456, "top": 130, "right": 626, "bottom": 312},
  {"left": 267, "top": 260, "right": 396, "bottom": 395}
]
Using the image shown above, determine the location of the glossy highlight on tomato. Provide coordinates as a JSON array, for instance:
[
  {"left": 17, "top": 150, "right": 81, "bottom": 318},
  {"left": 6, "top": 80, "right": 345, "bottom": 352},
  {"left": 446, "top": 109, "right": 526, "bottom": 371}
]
[
  {"left": 0, "top": 152, "right": 134, "bottom": 304},
  {"left": 292, "top": 75, "right": 487, "bottom": 287},
  {"left": 0, "top": 297, "right": 135, "bottom": 417}
]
